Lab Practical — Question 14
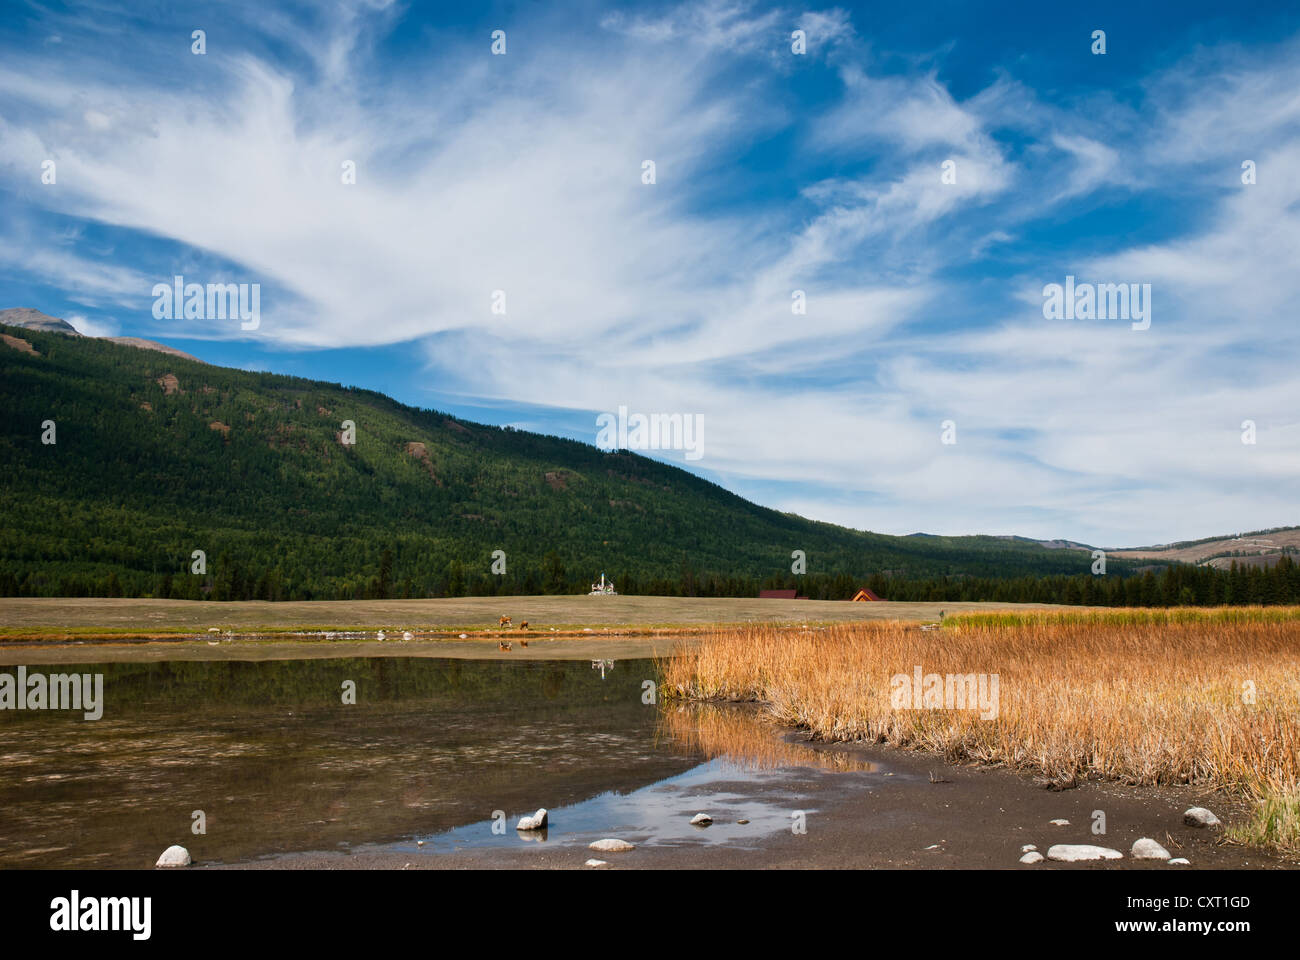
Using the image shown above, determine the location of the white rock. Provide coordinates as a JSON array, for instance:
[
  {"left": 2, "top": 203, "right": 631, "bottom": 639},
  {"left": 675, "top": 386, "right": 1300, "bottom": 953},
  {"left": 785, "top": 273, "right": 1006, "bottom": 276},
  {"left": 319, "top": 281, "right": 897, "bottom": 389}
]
[
  {"left": 585, "top": 859, "right": 608, "bottom": 868},
  {"left": 589, "top": 838, "right": 635, "bottom": 852},
  {"left": 1049, "top": 819, "right": 1070, "bottom": 826},
  {"left": 402, "top": 631, "right": 413, "bottom": 641},
  {"left": 459, "top": 633, "right": 468, "bottom": 639},
  {"left": 689, "top": 813, "right": 712, "bottom": 825},
  {"left": 1020, "top": 851, "right": 1044, "bottom": 864},
  {"left": 155, "top": 845, "right": 191, "bottom": 868},
  {"left": 377, "top": 630, "right": 386, "bottom": 641},
  {"left": 1131, "top": 837, "right": 1171, "bottom": 860},
  {"left": 1168, "top": 857, "right": 1191, "bottom": 865},
  {"left": 1021, "top": 844, "right": 1037, "bottom": 853},
  {"left": 1183, "top": 807, "right": 1220, "bottom": 828},
  {"left": 516, "top": 808, "right": 548, "bottom": 831},
  {"left": 1047, "top": 844, "right": 1123, "bottom": 862}
]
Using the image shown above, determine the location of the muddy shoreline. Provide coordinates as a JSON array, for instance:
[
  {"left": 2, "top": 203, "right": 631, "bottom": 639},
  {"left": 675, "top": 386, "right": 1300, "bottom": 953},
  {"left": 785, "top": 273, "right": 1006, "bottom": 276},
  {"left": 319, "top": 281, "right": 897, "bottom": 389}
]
[{"left": 209, "top": 724, "right": 1291, "bottom": 871}]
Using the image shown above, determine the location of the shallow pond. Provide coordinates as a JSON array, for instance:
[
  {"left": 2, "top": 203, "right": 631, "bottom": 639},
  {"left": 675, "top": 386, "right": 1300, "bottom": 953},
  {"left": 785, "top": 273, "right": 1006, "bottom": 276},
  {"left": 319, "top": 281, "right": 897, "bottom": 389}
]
[{"left": 0, "top": 657, "right": 877, "bottom": 868}]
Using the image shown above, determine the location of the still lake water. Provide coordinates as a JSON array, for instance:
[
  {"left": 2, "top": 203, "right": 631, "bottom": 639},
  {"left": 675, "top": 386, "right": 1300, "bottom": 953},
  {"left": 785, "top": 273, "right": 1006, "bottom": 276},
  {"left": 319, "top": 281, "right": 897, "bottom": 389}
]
[{"left": 0, "top": 657, "right": 876, "bottom": 868}]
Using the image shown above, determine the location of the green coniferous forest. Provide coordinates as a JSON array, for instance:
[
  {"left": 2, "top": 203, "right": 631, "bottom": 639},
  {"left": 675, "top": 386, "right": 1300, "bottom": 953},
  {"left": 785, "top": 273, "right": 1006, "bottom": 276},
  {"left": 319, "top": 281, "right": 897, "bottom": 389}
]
[{"left": 4, "top": 323, "right": 1297, "bottom": 605}]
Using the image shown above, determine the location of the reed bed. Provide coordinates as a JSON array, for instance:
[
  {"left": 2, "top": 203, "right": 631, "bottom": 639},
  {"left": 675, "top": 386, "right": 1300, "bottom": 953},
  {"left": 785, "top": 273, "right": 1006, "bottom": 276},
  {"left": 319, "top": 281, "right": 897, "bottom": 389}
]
[
  {"left": 945, "top": 605, "right": 1300, "bottom": 629},
  {"left": 660, "top": 614, "right": 1300, "bottom": 850}
]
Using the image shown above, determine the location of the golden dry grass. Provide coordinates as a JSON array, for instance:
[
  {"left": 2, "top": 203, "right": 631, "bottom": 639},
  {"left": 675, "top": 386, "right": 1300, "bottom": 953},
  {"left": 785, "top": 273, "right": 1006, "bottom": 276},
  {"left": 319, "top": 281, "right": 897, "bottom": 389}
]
[
  {"left": 945, "top": 606, "right": 1300, "bottom": 629},
  {"left": 660, "top": 614, "right": 1300, "bottom": 850}
]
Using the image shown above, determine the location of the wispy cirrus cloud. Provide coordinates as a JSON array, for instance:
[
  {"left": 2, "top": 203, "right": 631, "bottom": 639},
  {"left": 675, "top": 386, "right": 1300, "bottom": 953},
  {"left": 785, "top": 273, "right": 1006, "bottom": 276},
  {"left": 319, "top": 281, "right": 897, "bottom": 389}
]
[{"left": 0, "top": 0, "right": 1297, "bottom": 546}]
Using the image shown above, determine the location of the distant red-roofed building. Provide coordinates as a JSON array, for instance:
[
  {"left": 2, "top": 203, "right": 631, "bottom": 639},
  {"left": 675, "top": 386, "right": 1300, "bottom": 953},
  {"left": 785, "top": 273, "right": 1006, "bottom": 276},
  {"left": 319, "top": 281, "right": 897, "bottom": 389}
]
[
  {"left": 850, "top": 587, "right": 883, "bottom": 602},
  {"left": 758, "top": 589, "right": 799, "bottom": 599}
]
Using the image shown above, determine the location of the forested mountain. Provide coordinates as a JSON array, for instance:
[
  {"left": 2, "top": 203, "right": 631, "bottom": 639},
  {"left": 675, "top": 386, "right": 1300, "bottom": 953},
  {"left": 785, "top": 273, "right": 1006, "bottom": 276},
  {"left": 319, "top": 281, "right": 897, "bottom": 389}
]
[{"left": 2, "top": 322, "right": 1146, "bottom": 600}]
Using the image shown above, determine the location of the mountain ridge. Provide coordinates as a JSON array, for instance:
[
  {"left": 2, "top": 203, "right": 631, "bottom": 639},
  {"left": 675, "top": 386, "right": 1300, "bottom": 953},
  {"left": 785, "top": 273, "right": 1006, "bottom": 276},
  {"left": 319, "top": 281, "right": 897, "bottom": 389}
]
[
  {"left": 3, "top": 317, "right": 1274, "bottom": 600},
  {"left": 0, "top": 308, "right": 205, "bottom": 363}
]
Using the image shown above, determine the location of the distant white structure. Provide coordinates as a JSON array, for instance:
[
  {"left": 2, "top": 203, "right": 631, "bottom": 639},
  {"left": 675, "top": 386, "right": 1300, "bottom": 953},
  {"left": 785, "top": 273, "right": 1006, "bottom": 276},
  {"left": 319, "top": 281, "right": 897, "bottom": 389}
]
[{"left": 589, "top": 572, "right": 617, "bottom": 596}]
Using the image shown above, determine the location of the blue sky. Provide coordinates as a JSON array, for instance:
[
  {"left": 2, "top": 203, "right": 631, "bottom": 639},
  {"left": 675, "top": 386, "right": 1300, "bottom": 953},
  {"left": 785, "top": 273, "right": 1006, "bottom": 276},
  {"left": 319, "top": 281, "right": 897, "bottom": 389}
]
[{"left": 2, "top": 0, "right": 1298, "bottom": 546}]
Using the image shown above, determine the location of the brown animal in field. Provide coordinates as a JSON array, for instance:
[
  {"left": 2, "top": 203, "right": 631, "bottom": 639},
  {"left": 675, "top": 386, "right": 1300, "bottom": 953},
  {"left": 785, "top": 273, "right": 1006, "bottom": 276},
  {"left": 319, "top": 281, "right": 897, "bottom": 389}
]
[
  {"left": 519, "top": 621, "right": 529, "bottom": 630},
  {"left": 499, "top": 615, "right": 512, "bottom": 628},
  {"left": 498, "top": 640, "right": 512, "bottom": 651}
]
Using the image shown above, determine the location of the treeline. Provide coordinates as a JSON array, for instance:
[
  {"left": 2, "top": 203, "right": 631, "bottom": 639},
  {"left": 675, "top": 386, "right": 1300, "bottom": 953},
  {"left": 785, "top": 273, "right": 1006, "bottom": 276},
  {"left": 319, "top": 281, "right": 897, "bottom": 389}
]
[
  {"left": 635, "top": 557, "right": 1300, "bottom": 606},
  {"left": 848, "top": 556, "right": 1300, "bottom": 607},
  {"left": 4, "top": 553, "right": 1299, "bottom": 608}
]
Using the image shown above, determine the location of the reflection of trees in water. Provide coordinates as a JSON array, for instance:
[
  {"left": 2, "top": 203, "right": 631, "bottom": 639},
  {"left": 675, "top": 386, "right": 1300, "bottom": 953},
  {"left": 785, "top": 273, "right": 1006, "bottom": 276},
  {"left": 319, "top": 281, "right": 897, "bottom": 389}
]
[
  {"left": 541, "top": 666, "right": 567, "bottom": 700},
  {"left": 0, "top": 657, "right": 679, "bottom": 868},
  {"left": 48, "top": 657, "right": 641, "bottom": 711},
  {"left": 656, "top": 703, "right": 875, "bottom": 773}
]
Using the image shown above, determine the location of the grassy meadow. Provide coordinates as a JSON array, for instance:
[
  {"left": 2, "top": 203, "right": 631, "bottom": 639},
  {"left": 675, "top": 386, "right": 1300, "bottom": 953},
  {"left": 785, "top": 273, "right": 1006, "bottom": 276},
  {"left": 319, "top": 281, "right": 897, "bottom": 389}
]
[
  {"left": 0, "top": 595, "right": 1074, "bottom": 639},
  {"left": 660, "top": 607, "right": 1300, "bottom": 853}
]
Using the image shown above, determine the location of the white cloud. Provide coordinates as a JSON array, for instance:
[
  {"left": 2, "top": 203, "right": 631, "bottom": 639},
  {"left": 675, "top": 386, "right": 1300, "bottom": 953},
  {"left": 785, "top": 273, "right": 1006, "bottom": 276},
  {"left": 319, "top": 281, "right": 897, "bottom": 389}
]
[
  {"left": 64, "top": 313, "right": 118, "bottom": 337},
  {"left": 1049, "top": 133, "right": 1125, "bottom": 199},
  {"left": 0, "top": 1, "right": 1297, "bottom": 546}
]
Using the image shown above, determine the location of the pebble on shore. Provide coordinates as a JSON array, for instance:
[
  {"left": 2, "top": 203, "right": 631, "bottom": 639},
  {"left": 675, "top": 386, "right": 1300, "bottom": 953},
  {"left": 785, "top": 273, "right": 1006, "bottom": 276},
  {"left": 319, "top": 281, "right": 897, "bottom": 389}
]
[
  {"left": 155, "top": 845, "right": 191, "bottom": 868},
  {"left": 1183, "top": 807, "right": 1220, "bottom": 828},
  {"left": 689, "top": 813, "right": 713, "bottom": 825},
  {"left": 1046, "top": 844, "right": 1123, "bottom": 862},
  {"left": 1131, "top": 837, "right": 1171, "bottom": 860},
  {"left": 516, "top": 808, "right": 548, "bottom": 831},
  {"left": 589, "top": 838, "right": 635, "bottom": 852}
]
